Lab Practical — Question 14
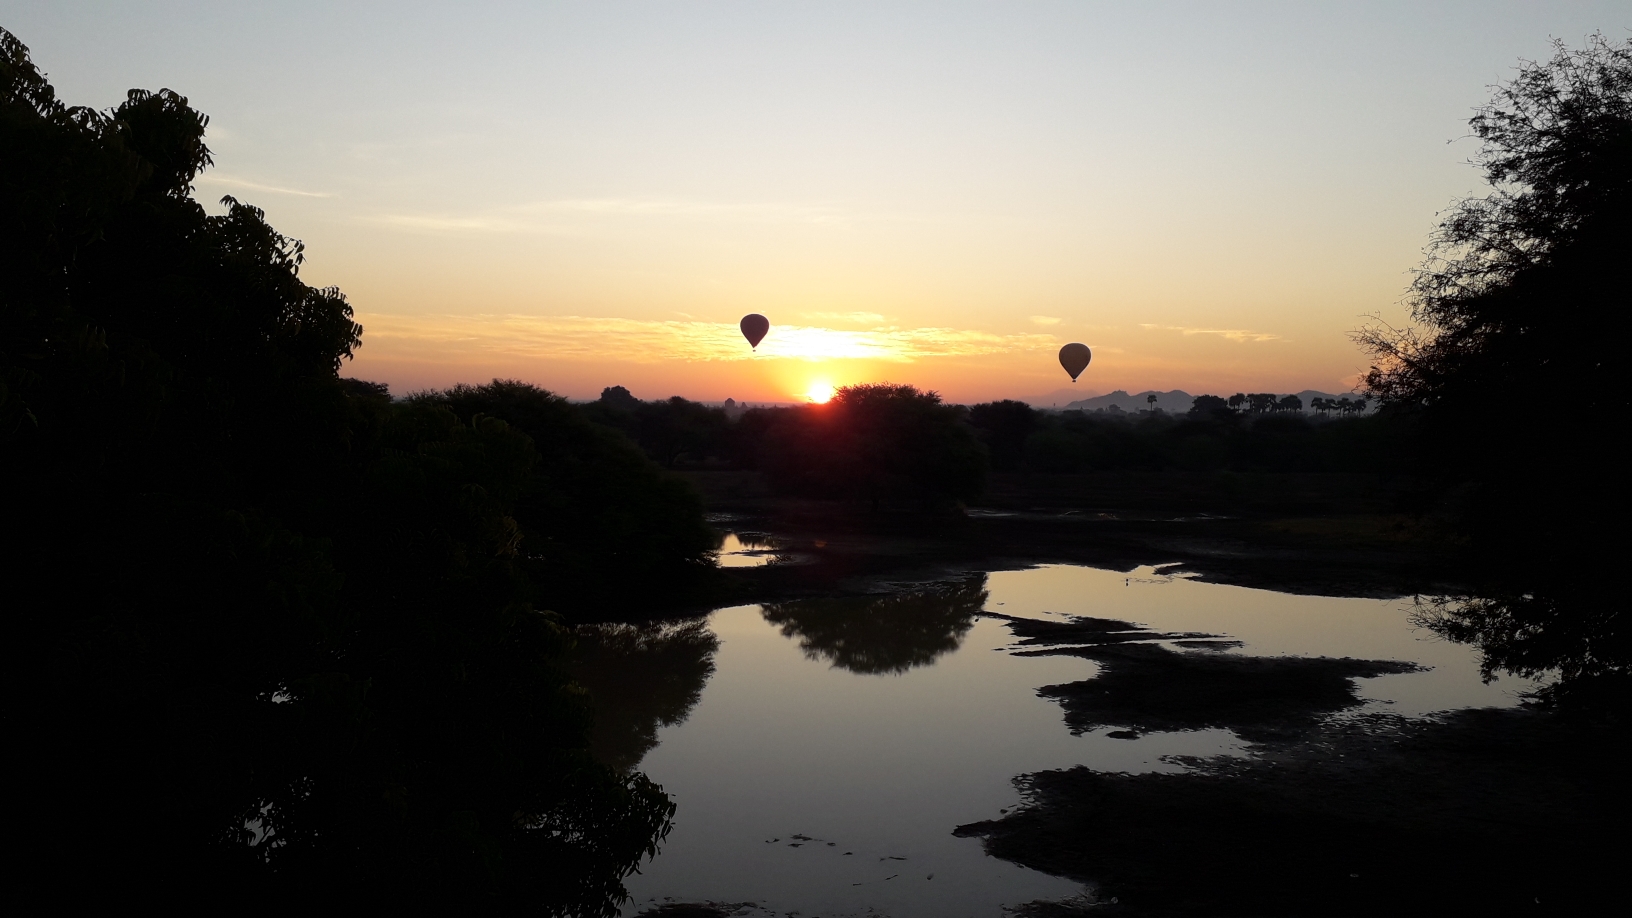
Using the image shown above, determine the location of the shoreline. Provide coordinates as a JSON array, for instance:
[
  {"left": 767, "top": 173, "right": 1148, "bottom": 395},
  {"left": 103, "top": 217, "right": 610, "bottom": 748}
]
[{"left": 627, "top": 471, "right": 1619, "bottom": 916}]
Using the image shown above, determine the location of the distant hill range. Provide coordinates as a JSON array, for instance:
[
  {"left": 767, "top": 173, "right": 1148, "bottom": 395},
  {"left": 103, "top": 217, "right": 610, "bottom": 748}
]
[{"left": 1054, "top": 389, "right": 1369, "bottom": 415}]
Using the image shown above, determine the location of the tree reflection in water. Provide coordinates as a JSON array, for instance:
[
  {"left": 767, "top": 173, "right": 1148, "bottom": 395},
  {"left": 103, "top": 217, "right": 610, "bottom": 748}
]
[
  {"left": 760, "top": 575, "right": 988, "bottom": 674},
  {"left": 1414, "top": 587, "right": 1628, "bottom": 707},
  {"left": 572, "top": 620, "right": 721, "bottom": 772}
]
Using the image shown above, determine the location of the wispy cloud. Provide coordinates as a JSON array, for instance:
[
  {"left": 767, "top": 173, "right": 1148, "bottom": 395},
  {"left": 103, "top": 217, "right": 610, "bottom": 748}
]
[
  {"left": 363, "top": 213, "right": 535, "bottom": 233},
  {"left": 357, "top": 314, "right": 1058, "bottom": 363},
  {"left": 1029, "top": 315, "right": 1062, "bottom": 325},
  {"left": 1140, "top": 324, "right": 1283, "bottom": 343},
  {"left": 801, "top": 311, "right": 889, "bottom": 326},
  {"left": 362, "top": 197, "right": 909, "bottom": 236},
  {"left": 197, "top": 173, "right": 333, "bottom": 198}
]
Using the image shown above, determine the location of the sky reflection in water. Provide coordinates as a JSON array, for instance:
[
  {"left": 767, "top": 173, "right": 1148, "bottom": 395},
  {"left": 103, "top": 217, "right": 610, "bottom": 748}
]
[
  {"left": 714, "top": 532, "right": 787, "bottom": 568},
  {"left": 591, "top": 564, "right": 1533, "bottom": 917}
]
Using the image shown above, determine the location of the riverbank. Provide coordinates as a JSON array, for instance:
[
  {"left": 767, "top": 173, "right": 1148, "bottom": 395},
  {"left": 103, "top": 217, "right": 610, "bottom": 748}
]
[
  {"left": 619, "top": 471, "right": 1617, "bottom": 917},
  {"left": 957, "top": 704, "right": 1625, "bottom": 916},
  {"left": 669, "top": 470, "right": 1459, "bottom": 616}
]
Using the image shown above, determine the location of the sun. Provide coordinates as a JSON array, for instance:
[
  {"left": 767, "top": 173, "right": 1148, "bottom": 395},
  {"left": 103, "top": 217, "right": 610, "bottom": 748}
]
[{"left": 804, "top": 381, "right": 835, "bottom": 404}]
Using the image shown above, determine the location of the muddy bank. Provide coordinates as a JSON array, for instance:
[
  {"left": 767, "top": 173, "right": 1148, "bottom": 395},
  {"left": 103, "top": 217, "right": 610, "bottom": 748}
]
[
  {"left": 955, "top": 706, "right": 1625, "bottom": 916},
  {"left": 951, "top": 614, "right": 1625, "bottom": 914},
  {"left": 994, "top": 614, "right": 1421, "bottom": 741},
  {"left": 669, "top": 471, "right": 1462, "bottom": 621}
]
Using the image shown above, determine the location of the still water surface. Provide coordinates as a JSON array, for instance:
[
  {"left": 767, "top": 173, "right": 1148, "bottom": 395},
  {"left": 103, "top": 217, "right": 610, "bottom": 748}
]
[{"left": 590, "top": 564, "right": 1533, "bottom": 917}]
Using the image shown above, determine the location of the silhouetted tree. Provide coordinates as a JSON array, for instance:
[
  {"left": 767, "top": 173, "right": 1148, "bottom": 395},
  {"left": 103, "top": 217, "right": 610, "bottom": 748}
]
[
  {"left": 1188, "top": 394, "right": 1232, "bottom": 421},
  {"left": 581, "top": 388, "right": 731, "bottom": 468},
  {"left": 760, "top": 577, "right": 987, "bottom": 674},
  {"left": 423, "top": 380, "right": 718, "bottom": 614},
  {"left": 1357, "top": 33, "right": 1630, "bottom": 704},
  {"left": 600, "top": 384, "right": 639, "bottom": 410},
  {"left": 968, "top": 399, "right": 1040, "bottom": 471},
  {"left": 759, "top": 383, "right": 988, "bottom": 508},
  {"left": 2, "top": 31, "right": 676, "bottom": 909},
  {"left": 571, "top": 619, "right": 720, "bottom": 772}
]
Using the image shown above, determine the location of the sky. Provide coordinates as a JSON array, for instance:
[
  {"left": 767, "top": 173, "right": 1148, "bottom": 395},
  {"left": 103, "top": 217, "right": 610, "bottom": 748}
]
[{"left": 6, "top": 2, "right": 1625, "bottom": 404}]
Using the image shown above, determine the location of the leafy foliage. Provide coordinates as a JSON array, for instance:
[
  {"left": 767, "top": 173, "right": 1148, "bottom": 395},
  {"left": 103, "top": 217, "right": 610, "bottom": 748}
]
[
  {"left": 755, "top": 383, "right": 988, "bottom": 507},
  {"left": 761, "top": 577, "right": 987, "bottom": 674},
  {"left": 2, "top": 29, "right": 677, "bottom": 910},
  {"left": 424, "top": 379, "right": 719, "bottom": 615},
  {"left": 1356, "top": 33, "right": 1630, "bottom": 704},
  {"left": 965, "top": 399, "right": 1403, "bottom": 476}
]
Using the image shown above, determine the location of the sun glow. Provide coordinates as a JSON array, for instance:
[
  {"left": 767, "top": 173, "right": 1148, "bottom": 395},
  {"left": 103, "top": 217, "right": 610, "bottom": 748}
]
[{"left": 805, "top": 380, "right": 835, "bottom": 404}]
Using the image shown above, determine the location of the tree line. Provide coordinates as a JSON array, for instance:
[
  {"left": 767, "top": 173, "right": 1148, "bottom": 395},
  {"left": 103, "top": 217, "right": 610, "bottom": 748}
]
[{"left": 578, "top": 383, "right": 1400, "bottom": 503}]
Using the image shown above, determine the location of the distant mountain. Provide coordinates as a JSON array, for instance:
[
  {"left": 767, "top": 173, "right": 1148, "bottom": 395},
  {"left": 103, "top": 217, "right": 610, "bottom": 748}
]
[
  {"left": 1020, "top": 387, "right": 1097, "bottom": 408},
  {"left": 1056, "top": 389, "right": 1368, "bottom": 415},
  {"left": 1060, "top": 389, "right": 1194, "bottom": 413}
]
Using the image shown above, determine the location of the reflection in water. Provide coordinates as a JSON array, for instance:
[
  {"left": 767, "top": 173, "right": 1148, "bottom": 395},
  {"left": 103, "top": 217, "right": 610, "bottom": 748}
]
[
  {"left": 760, "top": 575, "right": 987, "bottom": 674},
  {"left": 714, "top": 531, "right": 786, "bottom": 567},
  {"left": 620, "top": 566, "right": 1529, "bottom": 917},
  {"left": 572, "top": 619, "right": 720, "bottom": 772},
  {"left": 1414, "top": 588, "right": 1628, "bottom": 706}
]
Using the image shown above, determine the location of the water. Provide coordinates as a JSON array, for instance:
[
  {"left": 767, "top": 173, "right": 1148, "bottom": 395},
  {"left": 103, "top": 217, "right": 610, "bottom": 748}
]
[
  {"left": 587, "top": 564, "right": 1534, "bottom": 917},
  {"left": 715, "top": 531, "right": 790, "bottom": 568}
]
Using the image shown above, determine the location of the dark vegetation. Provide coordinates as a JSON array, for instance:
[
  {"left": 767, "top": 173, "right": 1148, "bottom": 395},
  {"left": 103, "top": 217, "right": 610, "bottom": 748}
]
[
  {"left": 5, "top": 17, "right": 1623, "bottom": 917},
  {"left": 1, "top": 30, "right": 692, "bottom": 913},
  {"left": 570, "top": 620, "right": 720, "bottom": 773},
  {"left": 760, "top": 576, "right": 987, "bottom": 674},
  {"left": 1357, "top": 33, "right": 1629, "bottom": 705},
  {"left": 582, "top": 386, "right": 1402, "bottom": 493},
  {"left": 995, "top": 614, "right": 1418, "bottom": 741},
  {"left": 957, "top": 708, "right": 1624, "bottom": 917}
]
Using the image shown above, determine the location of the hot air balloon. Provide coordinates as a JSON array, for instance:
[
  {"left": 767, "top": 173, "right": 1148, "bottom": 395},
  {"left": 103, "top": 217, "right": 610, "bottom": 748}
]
[
  {"left": 1058, "top": 343, "right": 1091, "bottom": 382},
  {"left": 740, "top": 314, "right": 770, "bottom": 350}
]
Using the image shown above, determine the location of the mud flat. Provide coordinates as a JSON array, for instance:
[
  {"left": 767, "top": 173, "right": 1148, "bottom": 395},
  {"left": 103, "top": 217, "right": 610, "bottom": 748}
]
[
  {"left": 675, "top": 470, "right": 1464, "bottom": 619},
  {"left": 952, "top": 617, "right": 1626, "bottom": 916}
]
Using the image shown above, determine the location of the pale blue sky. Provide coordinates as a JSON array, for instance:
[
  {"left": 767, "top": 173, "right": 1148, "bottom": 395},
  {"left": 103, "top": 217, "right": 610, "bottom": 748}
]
[{"left": 5, "top": 3, "right": 1624, "bottom": 399}]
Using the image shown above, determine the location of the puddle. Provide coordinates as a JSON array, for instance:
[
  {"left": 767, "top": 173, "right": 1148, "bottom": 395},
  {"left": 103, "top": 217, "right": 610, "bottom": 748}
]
[
  {"left": 585, "top": 565, "right": 1536, "bottom": 917},
  {"left": 714, "top": 532, "right": 788, "bottom": 568}
]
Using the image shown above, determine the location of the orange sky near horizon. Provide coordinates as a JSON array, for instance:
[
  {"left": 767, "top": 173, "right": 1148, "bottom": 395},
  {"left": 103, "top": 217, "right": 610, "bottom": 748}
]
[
  {"left": 11, "top": 2, "right": 1623, "bottom": 405},
  {"left": 345, "top": 310, "right": 1367, "bottom": 404}
]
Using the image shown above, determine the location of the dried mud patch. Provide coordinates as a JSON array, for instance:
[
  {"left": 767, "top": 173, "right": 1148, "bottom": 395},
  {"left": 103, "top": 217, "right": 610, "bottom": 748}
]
[
  {"left": 993, "top": 613, "right": 1419, "bottom": 739},
  {"left": 957, "top": 703, "right": 1625, "bottom": 915}
]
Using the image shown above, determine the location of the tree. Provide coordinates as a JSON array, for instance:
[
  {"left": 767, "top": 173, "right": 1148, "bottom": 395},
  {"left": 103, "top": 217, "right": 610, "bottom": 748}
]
[
  {"left": 1356, "top": 33, "right": 1630, "bottom": 704},
  {"left": 1146, "top": 392, "right": 1159, "bottom": 411},
  {"left": 1188, "top": 394, "right": 1233, "bottom": 421},
  {"left": 1247, "top": 393, "right": 1279, "bottom": 414},
  {"left": 423, "top": 380, "right": 718, "bottom": 614},
  {"left": 2, "top": 30, "right": 677, "bottom": 908},
  {"left": 1277, "top": 394, "right": 1303, "bottom": 413},
  {"left": 760, "top": 383, "right": 987, "bottom": 507},
  {"left": 760, "top": 577, "right": 988, "bottom": 674},
  {"left": 968, "top": 399, "right": 1039, "bottom": 471}
]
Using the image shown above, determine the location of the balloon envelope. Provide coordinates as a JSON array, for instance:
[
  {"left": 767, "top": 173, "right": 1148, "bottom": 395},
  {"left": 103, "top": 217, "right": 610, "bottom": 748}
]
[
  {"left": 1059, "top": 343, "right": 1092, "bottom": 381},
  {"left": 740, "top": 314, "right": 770, "bottom": 350}
]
